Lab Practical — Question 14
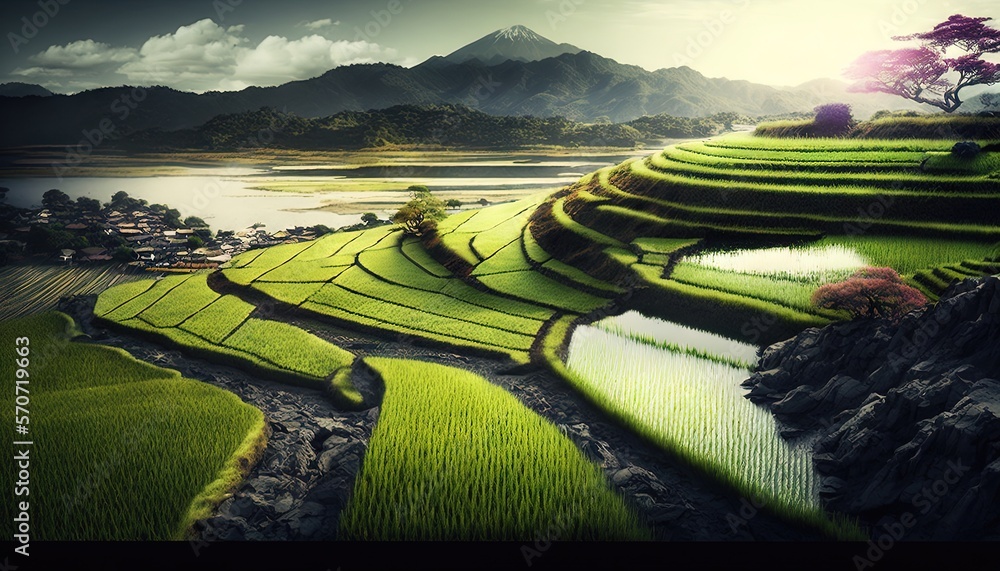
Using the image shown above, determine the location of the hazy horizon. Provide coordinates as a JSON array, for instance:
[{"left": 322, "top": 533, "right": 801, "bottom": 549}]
[{"left": 1, "top": 0, "right": 998, "bottom": 94}]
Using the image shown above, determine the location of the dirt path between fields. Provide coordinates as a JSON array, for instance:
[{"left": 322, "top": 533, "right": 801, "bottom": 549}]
[{"left": 61, "top": 295, "right": 823, "bottom": 542}]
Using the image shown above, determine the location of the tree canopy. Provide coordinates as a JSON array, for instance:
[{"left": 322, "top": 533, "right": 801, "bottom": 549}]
[
  {"left": 812, "top": 267, "right": 928, "bottom": 322},
  {"left": 392, "top": 186, "right": 447, "bottom": 236},
  {"left": 42, "top": 189, "right": 71, "bottom": 210},
  {"left": 846, "top": 14, "right": 1000, "bottom": 112}
]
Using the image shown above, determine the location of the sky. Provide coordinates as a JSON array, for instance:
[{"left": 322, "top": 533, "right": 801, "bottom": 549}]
[{"left": 1, "top": 0, "right": 998, "bottom": 93}]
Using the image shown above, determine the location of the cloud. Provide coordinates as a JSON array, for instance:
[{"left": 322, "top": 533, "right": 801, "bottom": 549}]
[
  {"left": 116, "top": 19, "right": 247, "bottom": 91},
  {"left": 28, "top": 40, "right": 138, "bottom": 69},
  {"left": 302, "top": 18, "right": 340, "bottom": 30},
  {"left": 232, "top": 34, "right": 393, "bottom": 87},
  {"left": 11, "top": 40, "right": 138, "bottom": 92},
  {"left": 108, "top": 18, "right": 393, "bottom": 92}
]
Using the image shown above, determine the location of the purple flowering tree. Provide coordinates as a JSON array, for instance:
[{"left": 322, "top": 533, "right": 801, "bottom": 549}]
[{"left": 845, "top": 14, "right": 1000, "bottom": 112}]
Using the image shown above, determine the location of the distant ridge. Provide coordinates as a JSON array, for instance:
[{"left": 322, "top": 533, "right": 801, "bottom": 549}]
[{"left": 0, "top": 82, "right": 54, "bottom": 97}]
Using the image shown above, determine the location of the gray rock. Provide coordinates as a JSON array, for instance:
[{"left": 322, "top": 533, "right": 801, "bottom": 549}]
[{"left": 751, "top": 277, "right": 1000, "bottom": 540}]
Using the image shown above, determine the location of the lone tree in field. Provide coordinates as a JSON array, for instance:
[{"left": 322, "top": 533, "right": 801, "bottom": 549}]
[
  {"left": 813, "top": 103, "right": 855, "bottom": 136},
  {"left": 846, "top": 14, "right": 1000, "bottom": 112},
  {"left": 812, "top": 267, "right": 927, "bottom": 322},
  {"left": 392, "top": 185, "right": 446, "bottom": 236}
]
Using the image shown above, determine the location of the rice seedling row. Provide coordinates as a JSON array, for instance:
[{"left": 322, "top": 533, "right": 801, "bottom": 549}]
[
  {"left": 0, "top": 313, "right": 265, "bottom": 541},
  {"left": 703, "top": 134, "right": 962, "bottom": 152},
  {"left": 139, "top": 273, "right": 225, "bottom": 328},
  {"left": 664, "top": 145, "right": 920, "bottom": 172},
  {"left": 400, "top": 236, "right": 454, "bottom": 277},
  {"left": 335, "top": 266, "right": 546, "bottom": 333},
  {"left": 563, "top": 325, "right": 858, "bottom": 539},
  {"left": 299, "top": 300, "right": 529, "bottom": 362},
  {"left": 222, "top": 318, "right": 355, "bottom": 379},
  {"left": 812, "top": 236, "right": 998, "bottom": 276},
  {"left": 97, "top": 276, "right": 353, "bottom": 384},
  {"left": 551, "top": 197, "right": 626, "bottom": 247},
  {"left": 592, "top": 311, "right": 760, "bottom": 369},
  {"left": 308, "top": 283, "right": 538, "bottom": 350},
  {"left": 648, "top": 152, "right": 1000, "bottom": 194},
  {"left": 669, "top": 263, "right": 837, "bottom": 316},
  {"left": 338, "top": 357, "right": 649, "bottom": 541},
  {"left": 475, "top": 271, "right": 609, "bottom": 313},
  {"left": 178, "top": 294, "right": 257, "bottom": 343}
]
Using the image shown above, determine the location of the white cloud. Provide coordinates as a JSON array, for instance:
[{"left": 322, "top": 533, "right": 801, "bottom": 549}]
[
  {"left": 105, "top": 18, "right": 396, "bottom": 92},
  {"left": 28, "top": 40, "right": 137, "bottom": 69},
  {"left": 233, "top": 35, "right": 395, "bottom": 86},
  {"left": 302, "top": 18, "right": 340, "bottom": 30},
  {"left": 116, "top": 19, "right": 247, "bottom": 90}
]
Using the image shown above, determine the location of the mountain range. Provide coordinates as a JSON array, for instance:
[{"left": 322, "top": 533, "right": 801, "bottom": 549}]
[{"left": 0, "top": 25, "right": 963, "bottom": 147}]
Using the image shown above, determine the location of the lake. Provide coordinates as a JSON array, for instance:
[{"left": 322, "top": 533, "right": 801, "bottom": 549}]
[{"left": 0, "top": 152, "right": 644, "bottom": 231}]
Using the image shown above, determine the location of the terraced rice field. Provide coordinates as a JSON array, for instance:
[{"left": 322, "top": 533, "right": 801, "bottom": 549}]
[
  {"left": 563, "top": 317, "right": 859, "bottom": 540},
  {"left": 528, "top": 135, "right": 1000, "bottom": 340},
  {"left": 78, "top": 133, "right": 999, "bottom": 543},
  {"left": 0, "top": 263, "right": 146, "bottom": 321},
  {"left": 0, "top": 313, "right": 265, "bottom": 540},
  {"left": 338, "top": 358, "right": 648, "bottom": 540},
  {"left": 94, "top": 272, "right": 355, "bottom": 387}
]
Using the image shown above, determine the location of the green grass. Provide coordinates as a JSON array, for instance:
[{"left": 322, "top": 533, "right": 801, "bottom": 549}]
[
  {"left": 632, "top": 264, "right": 831, "bottom": 336},
  {"left": 812, "top": 236, "right": 998, "bottom": 276},
  {"left": 563, "top": 325, "right": 860, "bottom": 540},
  {"left": 255, "top": 260, "right": 352, "bottom": 283},
  {"left": 922, "top": 152, "right": 1000, "bottom": 175},
  {"left": 293, "top": 231, "right": 365, "bottom": 262},
  {"left": 401, "top": 236, "right": 453, "bottom": 277},
  {"left": 140, "top": 273, "right": 223, "bottom": 328},
  {"left": 472, "top": 240, "right": 534, "bottom": 275},
  {"left": 222, "top": 318, "right": 355, "bottom": 379},
  {"left": 251, "top": 281, "right": 327, "bottom": 306},
  {"left": 309, "top": 284, "right": 537, "bottom": 352},
  {"left": 338, "top": 357, "right": 649, "bottom": 540},
  {"left": 523, "top": 226, "right": 553, "bottom": 264},
  {"left": 179, "top": 294, "right": 256, "bottom": 343},
  {"left": 97, "top": 276, "right": 354, "bottom": 386},
  {"left": 709, "top": 133, "right": 962, "bottom": 152},
  {"left": 440, "top": 232, "right": 482, "bottom": 264},
  {"left": 541, "top": 258, "right": 623, "bottom": 294},
  {"left": 670, "top": 262, "right": 835, "bottom": 316},
  {"left": 648, "top": 150, "right": 1000, "bottom": 193},
  {"left": 632, "top": 238, "right": 701, "bottom": 255},
  {"left": 0, "top": 313, "right": 265, "bottom": 540},
  {"left": 666, "top": 145, "right": 919, "bottom": 172},
  {"left": 475, "top": 271, "right": 610, "bottom": 313},
  {"left": 225, "top": 319, "right": 354, "bottom": 379},
  {"left": 92, "top": 279, "right": 156, "bottom": 317},
  {"left": 551, "top": 197, "right": 626, "bottom": 248},
  {"left": 334, "top": 266, "right": 545, "bottom": 333},
  {"left": 328, "top": 367, "right": 364, "bottom": 410},
  {"left": 216, "top": 226, "right": 561, "bottom": 361},
  {"left": 99, "top": 274, "right": 193, "bottom": 322}
]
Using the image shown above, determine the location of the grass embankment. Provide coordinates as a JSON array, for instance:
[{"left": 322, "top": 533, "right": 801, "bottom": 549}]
[
  {"left": 0, "top": 313, "right": 265, "bottom": 540},
  {"left": 338, "top": 357, "right": 649, "bottom": 540},
  {"left": 754, "top": 115, "right": 1000, "bottom": 140}
]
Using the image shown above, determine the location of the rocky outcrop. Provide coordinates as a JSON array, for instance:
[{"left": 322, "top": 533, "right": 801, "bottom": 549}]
[{"left": 743, "top": 277, "right": 1000, "bottom": 540}]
